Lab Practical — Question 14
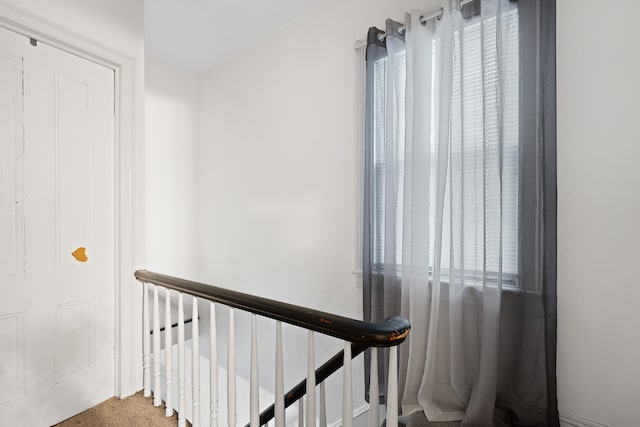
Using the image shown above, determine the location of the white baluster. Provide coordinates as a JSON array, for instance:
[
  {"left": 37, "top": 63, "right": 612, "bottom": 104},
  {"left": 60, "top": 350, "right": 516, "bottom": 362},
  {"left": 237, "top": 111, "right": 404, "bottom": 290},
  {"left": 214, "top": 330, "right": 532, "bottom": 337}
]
[
  {"left": 192, "top": 296, "right": 201, "bottom": 427},
  {"left": 386, "top": 347, "right": 398, "bottom": 427},
  {"left": 274, "top": 321, "right": 285, "bottom": 427},
  {"left": 143, "top": 282, "right": 151, "bottom": 397},
  {"left": 165, "top": 288, "right": 174, "bottom": 416},
  {"left": 153, "top": 285, "right": 162, "bottom": 407},
  {"left": 210, "top": 302, "right": 218, "bottom": 427},
  {"left": 319, "top": 382, "right": 327, "bottom": 427},
  {"left": 250, "top": 314, "right": 259, "bottom": 427},
  {"left": 342, "top": 343, "right": 352, "bottom": 427},
  {"left": 368, "top": 349, "right": 379, "bottom": 427},
  {"left": 306, "top": 331, "right": 316, "bottom": 427},
  {"left": 298, "top": 399, "right": 304, "bottom": 427},
  {"left": 227, "top": 308, "right": 237, "bottom": 427},
  {"left": 178, "top": 293, "right": 186, "bottom": 427}
]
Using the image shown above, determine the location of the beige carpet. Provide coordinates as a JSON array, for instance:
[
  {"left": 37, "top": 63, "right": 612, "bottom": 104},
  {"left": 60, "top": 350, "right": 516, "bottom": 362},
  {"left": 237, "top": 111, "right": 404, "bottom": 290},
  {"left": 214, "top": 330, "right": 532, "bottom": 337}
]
[
  {"left": 55, "top": 393, "right": 511, "bottom": 427},
  {"left": 53, "top": 391, "right": 190, "bottom": 427}
]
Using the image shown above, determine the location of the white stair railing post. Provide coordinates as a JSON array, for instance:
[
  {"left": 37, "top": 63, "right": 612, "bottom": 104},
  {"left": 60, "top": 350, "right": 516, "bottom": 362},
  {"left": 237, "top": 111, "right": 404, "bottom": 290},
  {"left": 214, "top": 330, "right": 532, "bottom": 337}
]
[
  {"left": 319, "top": 382, "right": 327, "bottom": 427},
  {"left": 143, "top": 282, "right": 151, "bottom": 397},
  {"left": 178, "top": 293, "right": 186, "bottom": 427},
  {"left": 192, "top": 296, "right": 201, "bottom": 427},
  {"left": 250, "top": 314, "right": 259, "bottom": 427},
  {"left": 306, "top": 331, "right": 316, "bottom": 427},
  {"left": 298, "top": 399, "right": 304, "bottom": 427},
  {"left": 210, "top": 302, "right": 218, "bottom": 427},
  {"left": 227, "top": 308, "right": 237, "bottom": 427},
  {"left": 165, "top": 288, "right": 173, "bottom": 416},
  {"left": 274, "top": 321, "right": 285, "bottom": 427},
  {"left": 368, "top": 349, "right": 379, "bottom": 427},
  {"left": 153, "top": 285, "right": 162, "bottom": 407},
  {"left": 342, "top": 342, "right": 352, "bottom": 427},
  {"left": 386, "top": 347, "right": 398, "bottom": 427}
]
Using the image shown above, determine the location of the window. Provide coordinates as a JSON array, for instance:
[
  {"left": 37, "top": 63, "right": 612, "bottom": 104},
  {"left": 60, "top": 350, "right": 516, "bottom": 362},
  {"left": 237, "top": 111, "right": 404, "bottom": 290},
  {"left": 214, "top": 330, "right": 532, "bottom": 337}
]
[{"left": 366, "top": 6, "right": 521, "bottom": 286}]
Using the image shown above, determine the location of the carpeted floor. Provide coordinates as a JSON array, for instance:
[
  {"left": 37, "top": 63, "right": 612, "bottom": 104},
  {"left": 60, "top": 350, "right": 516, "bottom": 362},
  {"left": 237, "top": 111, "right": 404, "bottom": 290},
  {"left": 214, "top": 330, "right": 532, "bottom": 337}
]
[
  {"left": 54, "top": 393, "right": 510, "bottom": 427},
  {"left": 53, "top": 391, "right": 190, "bottom": 427}
]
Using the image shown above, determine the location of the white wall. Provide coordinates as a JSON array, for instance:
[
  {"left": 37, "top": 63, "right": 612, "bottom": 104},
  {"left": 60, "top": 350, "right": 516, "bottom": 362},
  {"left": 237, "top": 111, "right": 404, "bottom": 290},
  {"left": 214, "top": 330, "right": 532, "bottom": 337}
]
[
  {"left": 145, "top": 59, "right": 199, "bottom": 278},
  {"left": 198, "top": 0, "right": 435, "bottom": 313},
  {"left": 197, "top": 0, "right": 436, "bottom": 423},
  {"left": 556, "top": 1, "right": 640, "bottom": 426}
]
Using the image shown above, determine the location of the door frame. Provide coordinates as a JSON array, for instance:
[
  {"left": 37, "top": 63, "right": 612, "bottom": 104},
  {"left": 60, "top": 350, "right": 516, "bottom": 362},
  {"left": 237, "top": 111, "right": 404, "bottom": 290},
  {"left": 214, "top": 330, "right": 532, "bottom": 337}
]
[{"left": 0, "top": 4, "right": 144, "bottom": 398}]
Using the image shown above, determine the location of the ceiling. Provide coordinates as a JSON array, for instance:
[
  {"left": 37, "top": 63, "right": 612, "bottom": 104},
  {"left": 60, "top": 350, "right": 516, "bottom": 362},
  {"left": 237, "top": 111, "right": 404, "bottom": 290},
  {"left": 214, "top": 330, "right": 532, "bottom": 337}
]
[{"left": 145, "top": 0, "right": 329, "bottom": 74}]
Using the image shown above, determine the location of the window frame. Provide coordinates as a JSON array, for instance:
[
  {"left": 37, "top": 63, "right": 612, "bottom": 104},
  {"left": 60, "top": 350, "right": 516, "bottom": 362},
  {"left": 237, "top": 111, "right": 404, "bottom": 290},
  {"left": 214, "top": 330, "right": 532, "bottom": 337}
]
[{"left": 356, "top": 2, "right": 540, "bottom": 291}]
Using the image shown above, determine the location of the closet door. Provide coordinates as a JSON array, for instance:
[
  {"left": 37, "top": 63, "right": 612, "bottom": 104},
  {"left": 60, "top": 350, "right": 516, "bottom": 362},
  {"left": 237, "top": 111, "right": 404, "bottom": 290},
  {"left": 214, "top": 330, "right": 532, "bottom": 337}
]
[{"left": 0, "top": 26, "right": 116, "bottom": 426}]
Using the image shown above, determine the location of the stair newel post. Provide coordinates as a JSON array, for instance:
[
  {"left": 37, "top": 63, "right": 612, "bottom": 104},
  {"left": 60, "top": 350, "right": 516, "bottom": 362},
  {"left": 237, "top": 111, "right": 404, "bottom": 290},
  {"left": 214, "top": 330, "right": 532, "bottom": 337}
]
[
  {"left": 227, "top": 307, "right": 237, "bottom": 427},
  {"left": 192, "top": 296, "right": 201, "bottom": 427},
  {"left": 210, "top": 302, "right": 218, "bottom": 427},
  {"left": 178, "top": 292, "right": 186, "bottom": 427},
  {"left": 386, "top": 346, "right": 398, "bottom": 427},
  {"left": 153, "top": 285, "right": 162, "bottom": 407},
  {"left": 274, "top": 320, "right": 285, "bottom": 427},
  {"left": 250, "top": 314, "right": 259, "bottom": 427},
  {"left": 306, "top": 331, "right": 316, "bottom": 426},
  {"left": 368, "top": 349, "right": 379, "bottom": 427},
  {"left": 143, "top": 282, "right": 151, "bottom": 397},
  {"left": 165, "top": 288, "right": 174, "bottom": 416},
  {"left": 342, "top": 342, "right": 352, "bottom": 427},
  {"left": 319, "top": 382, "right": 327, "bottom": 427}
]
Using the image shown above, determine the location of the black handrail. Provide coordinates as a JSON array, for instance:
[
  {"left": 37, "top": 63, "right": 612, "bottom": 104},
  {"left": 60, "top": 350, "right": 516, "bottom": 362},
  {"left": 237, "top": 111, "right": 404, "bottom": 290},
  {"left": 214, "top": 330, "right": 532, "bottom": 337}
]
[{"left": 135, "top": 270, "right": 410, "bottom": 347}]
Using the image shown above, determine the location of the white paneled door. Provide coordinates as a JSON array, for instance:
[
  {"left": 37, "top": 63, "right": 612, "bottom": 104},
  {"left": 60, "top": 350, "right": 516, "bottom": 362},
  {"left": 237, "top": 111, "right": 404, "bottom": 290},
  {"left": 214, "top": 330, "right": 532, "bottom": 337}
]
[{"left": 0, "top": 26, "right": 115, "bottom": 426}]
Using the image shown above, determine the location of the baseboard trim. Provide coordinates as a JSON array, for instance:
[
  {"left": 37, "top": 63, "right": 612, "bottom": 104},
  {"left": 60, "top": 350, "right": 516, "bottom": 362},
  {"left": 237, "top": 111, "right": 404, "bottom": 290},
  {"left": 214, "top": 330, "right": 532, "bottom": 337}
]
[
  {"left": 560, "top": 411, "right": 609, "bottom": 427},
  {"left": 329, "top": 403, "right": 369, "bottom": 427}
]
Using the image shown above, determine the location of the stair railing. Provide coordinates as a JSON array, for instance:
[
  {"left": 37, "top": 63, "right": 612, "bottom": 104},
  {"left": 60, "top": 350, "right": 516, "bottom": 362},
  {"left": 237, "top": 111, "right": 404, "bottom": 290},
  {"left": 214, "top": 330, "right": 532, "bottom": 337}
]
[{"left": 135, "top": 270, "right": 410, "bottom": 427}]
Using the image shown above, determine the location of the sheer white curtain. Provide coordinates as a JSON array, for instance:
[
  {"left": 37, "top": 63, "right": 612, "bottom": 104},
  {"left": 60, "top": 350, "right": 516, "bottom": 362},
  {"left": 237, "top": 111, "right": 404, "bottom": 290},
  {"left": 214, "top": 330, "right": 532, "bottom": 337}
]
[{"left": 365, "top": 0, "right": 523, "bottom": 424}]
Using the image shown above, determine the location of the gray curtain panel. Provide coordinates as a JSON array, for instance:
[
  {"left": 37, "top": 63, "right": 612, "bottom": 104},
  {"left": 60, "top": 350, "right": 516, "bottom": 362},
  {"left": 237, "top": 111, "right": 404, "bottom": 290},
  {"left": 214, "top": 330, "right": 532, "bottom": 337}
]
[
  {"left": 363, "top": 24, "right": 395, "bottom": 405},
  {"left": 539, "top": 0, "right": 559, "bottom": 425},
  {"left": 362, "top": 0, "right": 558, "bottom": 425}
]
